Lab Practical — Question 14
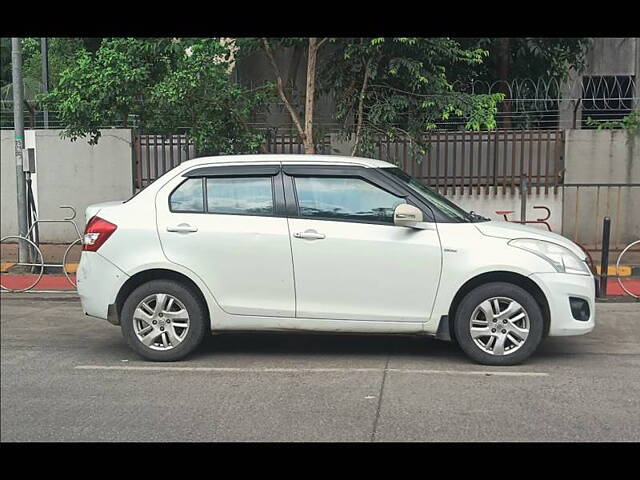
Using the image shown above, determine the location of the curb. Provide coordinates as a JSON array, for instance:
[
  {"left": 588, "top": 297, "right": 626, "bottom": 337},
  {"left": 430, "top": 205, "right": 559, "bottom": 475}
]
[{"left": 594, "top": 264, "right": 638, "bottom": 277}]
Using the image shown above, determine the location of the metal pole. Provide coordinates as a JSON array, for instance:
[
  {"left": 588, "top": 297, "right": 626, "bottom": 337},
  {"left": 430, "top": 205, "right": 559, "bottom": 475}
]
[
  {"left": 11, "top": 38, "right": 29, "bottom": 263},
  {"left": 40, "top": 38, "right": 49, "bottom": 128},
  {"left": 599, "top": 216, "right": 611, "bottom": 298}
]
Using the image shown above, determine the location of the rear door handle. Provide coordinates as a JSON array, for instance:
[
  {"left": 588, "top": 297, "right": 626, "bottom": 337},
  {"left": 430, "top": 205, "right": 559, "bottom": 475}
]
[
  {"left": 167, "top": 223, "right": 198, "bottom": 233},
  {"left": 293, "top": 230, "right": 326, "bottom": 240}
]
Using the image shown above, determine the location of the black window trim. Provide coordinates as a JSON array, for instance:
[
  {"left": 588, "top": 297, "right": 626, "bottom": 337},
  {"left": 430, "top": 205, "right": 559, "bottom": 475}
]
[
  {"left": 184, "top": 164, "right": 281, "bottom": 178},
  {"left": 169, "top": 164, "right": 285, "bottom": 217},
  {"left": 281, "top": 164, "right": 434, "bottom": 226},
  {"left": 169, "top": 162, "right": 454, "bottom": 223}
]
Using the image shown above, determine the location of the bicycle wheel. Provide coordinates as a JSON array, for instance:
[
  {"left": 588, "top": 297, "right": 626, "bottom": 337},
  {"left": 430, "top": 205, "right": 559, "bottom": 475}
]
[
  {"left": 0, "top": 236, "right": 44, "bottom": 292},
  {"left": 616, "top": 240, "right": 640, "bottom": 299},
  {"left": 62, "top": 238, "right": 82, "bottom": 287}
]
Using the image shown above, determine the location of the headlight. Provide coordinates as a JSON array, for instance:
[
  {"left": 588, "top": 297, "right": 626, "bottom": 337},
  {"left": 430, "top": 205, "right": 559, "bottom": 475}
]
[{"left": 508, "top": 238, "right": 590, "bottom": 275}]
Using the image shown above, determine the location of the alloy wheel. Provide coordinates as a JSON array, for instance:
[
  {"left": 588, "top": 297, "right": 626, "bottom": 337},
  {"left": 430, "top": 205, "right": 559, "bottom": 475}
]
[
  {"left": 133, "top": 293, "right": 190, "bottom": 351},
  {"left": 469, "top": 297, "right": 530, "bottom": 356}
]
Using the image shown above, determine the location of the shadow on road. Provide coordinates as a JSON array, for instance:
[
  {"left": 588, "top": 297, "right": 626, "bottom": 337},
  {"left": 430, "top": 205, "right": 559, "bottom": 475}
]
[{"left": 194, "top": 331, "right": 463, "bottom": 360}]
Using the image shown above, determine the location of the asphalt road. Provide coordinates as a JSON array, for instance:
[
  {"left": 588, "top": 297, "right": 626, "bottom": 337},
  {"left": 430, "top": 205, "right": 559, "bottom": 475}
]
[{"left": 1, "top": 293, "right": 639, "bottom": 442}]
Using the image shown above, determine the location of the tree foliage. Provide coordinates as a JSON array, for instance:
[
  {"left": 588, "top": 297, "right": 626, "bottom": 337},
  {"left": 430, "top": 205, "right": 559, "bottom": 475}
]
[
  {"left": 455, "top": 38, "right": 591, "bottom": 84},
  {"left": 321, "top": 38, "right": 505, "bottom": 156},
  {"left": 41, "top": 38, "right": 273, "bottom": 154},
  {"left": 3, "top": 37, "right": 596, "bottom": 157},
  {"left": 148, "top": 39, "right": 272, "bottom": 154}
]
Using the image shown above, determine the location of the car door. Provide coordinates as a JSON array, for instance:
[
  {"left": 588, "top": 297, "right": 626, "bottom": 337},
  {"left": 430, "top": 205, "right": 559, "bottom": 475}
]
[
  {"left": 156, "top": 163, "right": 295, "bottom": 317},
  {"left": 283, "top": 165, "right": 442, "bottom": 323}
]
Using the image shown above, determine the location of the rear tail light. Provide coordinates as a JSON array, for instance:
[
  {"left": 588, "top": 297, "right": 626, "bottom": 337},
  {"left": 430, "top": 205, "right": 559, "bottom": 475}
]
[{"left": 83, "top": 216, "right": 117, "bottom": 252}]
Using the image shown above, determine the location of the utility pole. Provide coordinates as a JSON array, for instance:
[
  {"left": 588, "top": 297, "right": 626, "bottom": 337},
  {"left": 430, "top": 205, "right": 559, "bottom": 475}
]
[
  {"left": 11, "top": 38, "right": 29, "bottom": 262},
  {"left": 40, "top": 38, "right": 49, "bottom": 128}
]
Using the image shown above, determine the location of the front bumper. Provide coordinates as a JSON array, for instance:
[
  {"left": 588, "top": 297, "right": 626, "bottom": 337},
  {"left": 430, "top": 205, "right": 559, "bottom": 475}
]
[
  {"left": 530, "top": 272, "right": 596, "bottom": 336},
  {"left": 77, "top": 251, "right": 128, "bottom": 321}
]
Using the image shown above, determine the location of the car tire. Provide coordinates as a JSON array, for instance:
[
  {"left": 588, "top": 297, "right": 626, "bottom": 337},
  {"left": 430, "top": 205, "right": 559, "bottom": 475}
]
[
  {"left": 120, "top": 279, "right": 208, "bottom": 361},
  {"left": 453, "top": 282, "right": 544, "bottom": 366}
]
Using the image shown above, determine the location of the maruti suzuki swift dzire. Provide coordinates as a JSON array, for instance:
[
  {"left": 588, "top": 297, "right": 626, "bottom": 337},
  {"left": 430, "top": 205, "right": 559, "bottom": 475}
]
[{"left": 77, "top": 155, "right": 595, "bottom": 365}]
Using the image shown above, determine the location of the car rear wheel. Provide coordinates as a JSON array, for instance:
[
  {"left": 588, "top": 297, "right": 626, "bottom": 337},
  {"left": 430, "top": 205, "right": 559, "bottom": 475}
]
[
  {"left": 121, "top": 279, "right": 207, "bottom": 361},
  {"left": 453, "top": 282, "right": 544, "bottom": 366}
]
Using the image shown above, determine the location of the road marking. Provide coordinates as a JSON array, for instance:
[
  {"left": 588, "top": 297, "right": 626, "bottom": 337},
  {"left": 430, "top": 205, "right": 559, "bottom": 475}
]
[
  {"left": 391, "top": 369, "right": 548, "bottom": 377},
  {"left": 75, "top": 365, "right": 548, "bottom": 377}
]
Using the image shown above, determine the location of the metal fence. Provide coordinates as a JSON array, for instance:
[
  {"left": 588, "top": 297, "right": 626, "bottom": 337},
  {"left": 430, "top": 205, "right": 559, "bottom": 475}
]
[
  {"left": 133, "top": 134, "right": 197, "bottom": 189},
  {"left": 133, "top": 130, "right": 564, "bottom": 194},
  {"left": 374, "top": 130, "right": 564, "bottom": 195},
  {"left": 133, "top": 131, "right": 331, "bottom": 189},
  {"left": 262, "top": 129, "right": 331, "bottom": 155}
]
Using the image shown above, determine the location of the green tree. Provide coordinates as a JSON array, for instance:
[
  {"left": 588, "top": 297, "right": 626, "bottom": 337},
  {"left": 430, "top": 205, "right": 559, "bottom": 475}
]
[
  {"left": 1, "top": 38, "right": 105, "bottom": 127},
  {"left": 456, "top": 38, "right": 590, "bottom": 83},
  {"left": 149, "top": 38, "right": 272, "bottom": 154},
  {"left": 239, "top": 37, "right": 328, "bottom": 154},
  {"left": 453, "top": 38, "right": 591, "bottom": 127},
  {"left": 243, "top": 37, "right": 503, "bottom": 157},
  {"left": 321, "top": 38, "right": 504, "bottom": 156},
  {"left": 41, "top": 38, "right": 273, "bottom": 153}
]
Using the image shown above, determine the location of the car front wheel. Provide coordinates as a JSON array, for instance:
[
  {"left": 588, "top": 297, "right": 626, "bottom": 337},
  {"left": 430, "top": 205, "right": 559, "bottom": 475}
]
[
  {"left": 120, "top": 279, "right": 207, "bottom": 361},
  {"left": 453, "top": 282, "right": 544, "bottom": 366}
]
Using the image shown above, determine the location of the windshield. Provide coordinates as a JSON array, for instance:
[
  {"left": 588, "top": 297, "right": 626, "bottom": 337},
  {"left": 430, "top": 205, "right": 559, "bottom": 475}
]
[{"left": 383, "top": 167, "right": 488, "bottom": 223}]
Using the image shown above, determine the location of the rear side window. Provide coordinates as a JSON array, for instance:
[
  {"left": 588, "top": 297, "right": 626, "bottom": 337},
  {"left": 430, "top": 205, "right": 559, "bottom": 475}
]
[
  {"left": 294, "top": 176, "right": 405, "bottom": 224},
  {"left": 206, "top": 177, "right": 274, "bottom": 216},
  {"left": 169, "top": 178, "right": 204, "bottom": 212},
  {"left": 170, "top": 176, "right": 275, "bottom": 215}
]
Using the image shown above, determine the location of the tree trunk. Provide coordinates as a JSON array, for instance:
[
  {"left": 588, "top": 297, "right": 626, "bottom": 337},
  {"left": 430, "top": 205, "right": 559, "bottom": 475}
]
[
  {"left": 351, "top": 57, "right": 371, "bottom": 156},
  {"left": 303, "top": 38, "right": 319, "bottom": 154},
  {"left": 262, "top": 38, "right": 307, "bottom": 146},
  {"left": 263, "top": 38, "right": 326, "bottom": 154},
  {"left": 496, "top": 38, "right": 512, "bottom": 129}
]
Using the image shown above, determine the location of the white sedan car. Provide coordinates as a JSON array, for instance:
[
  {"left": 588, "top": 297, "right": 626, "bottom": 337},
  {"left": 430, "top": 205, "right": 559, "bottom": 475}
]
[{"left": 77, "top": 155, "right": 595, "bottom": 365}]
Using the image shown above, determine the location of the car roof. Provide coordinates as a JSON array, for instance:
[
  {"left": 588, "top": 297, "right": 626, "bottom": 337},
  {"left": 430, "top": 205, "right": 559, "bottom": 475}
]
[{"left": 179, "top": 154, "right": 396, "bottom": 169}]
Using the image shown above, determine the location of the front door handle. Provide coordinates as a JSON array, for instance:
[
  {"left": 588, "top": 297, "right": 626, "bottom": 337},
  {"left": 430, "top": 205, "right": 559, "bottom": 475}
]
[
  {"left": 167, "top": 223, "right": 198, "bottom": 233},
  {"left": 293, "top": 229, "right": 326, "bottom": 240}
]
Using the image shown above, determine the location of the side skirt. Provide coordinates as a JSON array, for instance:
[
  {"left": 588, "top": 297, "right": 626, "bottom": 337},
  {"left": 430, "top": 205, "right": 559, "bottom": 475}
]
[{"left": 211, "top": 315, "right": 425, "bottom": 335}]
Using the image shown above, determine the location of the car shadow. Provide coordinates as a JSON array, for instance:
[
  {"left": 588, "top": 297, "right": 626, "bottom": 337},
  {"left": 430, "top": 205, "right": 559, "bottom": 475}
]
[{"left": 191, "top": 331, "right": 465, "bottom": 361}]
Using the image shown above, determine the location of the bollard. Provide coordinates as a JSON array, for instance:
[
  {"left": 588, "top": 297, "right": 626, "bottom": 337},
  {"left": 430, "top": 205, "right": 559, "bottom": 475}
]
[
  {"left": 520, "top": 177, "right": 528, "bottom": 224},
  {"left": 599, "top": 216, "right": 611, "bottom": 298}
]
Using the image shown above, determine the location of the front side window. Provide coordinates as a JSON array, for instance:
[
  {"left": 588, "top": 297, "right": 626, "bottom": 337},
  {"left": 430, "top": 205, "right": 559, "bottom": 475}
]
[
  {"left": 294, "top": 176, "right": 405, "bottom": 224},
  {"left": 169, "top": 178, "right": 204, "bottom": 212},
  {"left": 206, "top": 177, "right": 274, "bottom": 216},
  {"left": 383, "top": 167, "right": 478, "bottom": 222}
]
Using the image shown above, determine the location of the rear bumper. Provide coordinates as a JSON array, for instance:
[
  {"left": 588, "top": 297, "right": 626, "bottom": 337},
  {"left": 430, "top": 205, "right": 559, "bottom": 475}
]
[
  {"left": 76, "top": 251, "right": 128, "bottom": 322},
  {"left": 530, "top": 272, "right": 596, "bottom": 336}
]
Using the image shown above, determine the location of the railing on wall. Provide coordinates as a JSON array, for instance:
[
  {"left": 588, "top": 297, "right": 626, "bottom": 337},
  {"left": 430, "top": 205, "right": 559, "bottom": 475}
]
[
  {"left": 133, "top": 134, "right": 197, "bottom": 189},
  {"left": 133, "top": 130, "right": 564, "bottom": 194},
  {"left": 375, "top": 130, "right": 564, "bottom": 196},
  {"left": 133, "top": 131, "right": 330, "bottom": 189},
  {"left": 262, "top": 129, "right": 331, "bottom": 155}
]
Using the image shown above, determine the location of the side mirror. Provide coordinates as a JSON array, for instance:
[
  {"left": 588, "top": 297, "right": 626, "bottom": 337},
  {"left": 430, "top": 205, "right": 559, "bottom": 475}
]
[{"left": 393, "top": 204, "right": 424, "bottom": 228}]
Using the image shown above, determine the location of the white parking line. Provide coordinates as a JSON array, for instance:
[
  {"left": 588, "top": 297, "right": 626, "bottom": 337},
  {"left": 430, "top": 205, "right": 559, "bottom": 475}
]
[
  {"left": 391, "top": 369, "right": 548, "bottom": 377},
  {"left": 75, "top": 365, "right": 549, "bottom": 377}
]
